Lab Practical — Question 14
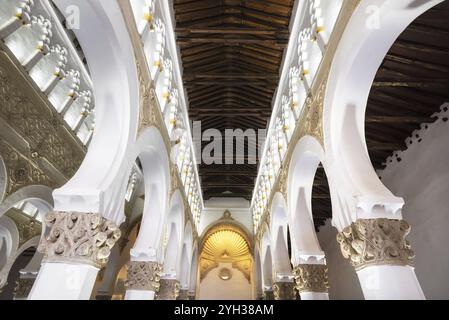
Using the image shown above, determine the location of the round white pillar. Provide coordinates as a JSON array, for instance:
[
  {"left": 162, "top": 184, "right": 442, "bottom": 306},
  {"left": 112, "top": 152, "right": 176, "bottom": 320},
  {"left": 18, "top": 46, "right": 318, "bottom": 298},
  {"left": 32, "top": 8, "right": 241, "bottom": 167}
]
[
  {"left": 28, "top": 262, "right": 99, "bottom": 300},
  {"left": 337, "top": 218, "right": 425, "bottom": 300},
  {"left": 125, "top": 289, "right": 156, "bottom": 300},
  {"left": 300, "top": 292, "right": 329, "bottom": 300},
  {"left": 357, "top": 265, "right": 425, "bottom": 300}
]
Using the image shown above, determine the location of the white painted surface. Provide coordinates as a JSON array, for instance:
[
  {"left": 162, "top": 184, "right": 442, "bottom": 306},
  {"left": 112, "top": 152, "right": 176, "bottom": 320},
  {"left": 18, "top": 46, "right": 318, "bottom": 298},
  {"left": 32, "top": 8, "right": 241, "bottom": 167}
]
[
  {"left": 199, "top": 262, "right": 252, "bottom": 300},
  {"left": 357, "top": 266, "right": 424, "bottom": 300},
  {"left": 28, "top": 262, "right": 99, "bottom": 300},
  {"left": 200, "top": 198, "right": 252, "bottom": 235},
  {"left": 380, "top": 109, "right": 449, "bottom": 299},
  {"left": 124, "top": 289, "right": 155, "bottom": 300},
  {"left": 300, "top": 292, "right": 329, "bottom": 300}
]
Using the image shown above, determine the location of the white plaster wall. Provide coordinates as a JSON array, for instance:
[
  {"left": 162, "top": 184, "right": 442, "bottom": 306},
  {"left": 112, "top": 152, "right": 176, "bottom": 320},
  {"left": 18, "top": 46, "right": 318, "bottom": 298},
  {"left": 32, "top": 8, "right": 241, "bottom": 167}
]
[
  {"left": 199, "top": 198, "right": 252, "bottom": 236},
  {"left": 317, "top": 104, "right": 449, "bottom": 300},
  {"left": 379, "top": 112, "right": 449, "bottom": 300},
  {"left": 199, "top": 262, "right": 252, "bottom": 300}
]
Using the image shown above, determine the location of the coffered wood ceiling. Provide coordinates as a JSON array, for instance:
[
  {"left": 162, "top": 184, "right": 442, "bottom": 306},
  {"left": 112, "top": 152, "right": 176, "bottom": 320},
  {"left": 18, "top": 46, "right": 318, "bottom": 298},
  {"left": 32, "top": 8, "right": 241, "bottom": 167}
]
[
  {"left": 174, "top": 1, "right": 449, "bottom": 229},
  {"left": 173, "top": 0, "right": 295, "bottom": 201}
]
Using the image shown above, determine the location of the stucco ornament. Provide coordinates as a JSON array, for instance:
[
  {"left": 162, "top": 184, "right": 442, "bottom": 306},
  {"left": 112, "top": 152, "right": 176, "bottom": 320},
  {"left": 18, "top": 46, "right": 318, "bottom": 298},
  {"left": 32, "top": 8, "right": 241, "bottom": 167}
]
[
  {"left": 336, "top": 218, "right": 414, "bottom": 270},
  {"left": 293, "top": 264, "right": 329, "bottom": 293},
  {"left": 125, "top": 261, "right": 162, "bottom": 292},
  {"left": 38, "top": 212, "right": 121, "bottom": 268}
]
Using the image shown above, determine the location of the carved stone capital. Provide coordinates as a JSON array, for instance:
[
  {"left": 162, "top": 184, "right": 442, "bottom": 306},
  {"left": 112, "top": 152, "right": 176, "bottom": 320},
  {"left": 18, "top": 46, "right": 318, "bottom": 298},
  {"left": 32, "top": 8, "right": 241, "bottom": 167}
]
[
  {"left": 263, "top": 290, "right": 275, "bottom": 300},
  {"left": 125, "top": 261, "right": 162, "bottom": 292},
  {"left": 177, "top": 289, "right": 190, "bottom": 300},
  {"left": 273, "top": 281, "right": 296, "bottom": 300},
  {"left": 293, "top": 264, "right": 329, "bottom": 294},
  {"left": 38, "top": 212, "right": 121, "bottom": 268},
  {"left": 188, "top": 291, "right": 196, "bottom": 300},
  {"left": 156, "top": 279, "right": 180, "bottom": 300},
  {"left": 336, "top": 218, "right": 414, "bottom": 271},
  {"left": 13, "top": 277, "right": 36, "bottom": 300}
]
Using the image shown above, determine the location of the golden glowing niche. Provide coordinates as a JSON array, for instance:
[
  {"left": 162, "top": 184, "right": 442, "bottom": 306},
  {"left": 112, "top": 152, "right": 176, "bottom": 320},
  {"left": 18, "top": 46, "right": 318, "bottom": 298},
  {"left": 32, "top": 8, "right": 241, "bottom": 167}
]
[{"left": 199, "top": 213, "right": 252, "bottom": 282}]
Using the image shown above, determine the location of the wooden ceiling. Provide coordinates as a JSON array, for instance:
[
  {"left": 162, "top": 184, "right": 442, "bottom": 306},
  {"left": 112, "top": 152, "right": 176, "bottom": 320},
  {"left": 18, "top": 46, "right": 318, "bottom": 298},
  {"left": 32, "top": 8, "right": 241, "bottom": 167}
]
[
  {"left": 312, "top": 1, "right": 449, "bottom": 229},
  {"left": 173, "top": 0, "right": 295, "bottom": 201}
]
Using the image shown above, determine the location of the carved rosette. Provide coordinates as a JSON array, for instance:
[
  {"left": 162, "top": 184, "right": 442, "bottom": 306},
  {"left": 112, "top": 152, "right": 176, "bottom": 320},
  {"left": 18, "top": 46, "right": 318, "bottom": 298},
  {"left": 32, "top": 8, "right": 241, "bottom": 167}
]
[
  {"left": 13, "top": 277, "right": 36, "bottom": 300},
  {"left": 38, "top": 212, "right": 121, "bottom": 268},
  {"left": 336, "top": 218, "right": 415, "bottom": 270},
  {"left": 156, "top": 279, "right": 180, "bottom": 300},
  {"left": 273, "top": 281, "right": 296, "bottom": 300},
  {"left": 293, "top": 264, "right": 329, "bottom": 294},
  {"left": 125, "top": 261, "right": 162, "bottom": 292}
]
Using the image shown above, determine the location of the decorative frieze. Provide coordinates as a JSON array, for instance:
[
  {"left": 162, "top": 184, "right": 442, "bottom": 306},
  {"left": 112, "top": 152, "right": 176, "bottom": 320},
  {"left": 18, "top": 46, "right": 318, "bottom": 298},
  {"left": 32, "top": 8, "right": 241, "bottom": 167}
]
[
  {"left": 125, "top": 261, "right": 162, "bottom": 292},
  {"left": 0, "top": 139, "right": 56, "bottom": 197},
  {"left": 0, "top": 56, "right": 84, "bottom": 180},
  {"left": 293, "top": 264, "right": 329, "bottom": 294},
  {"left": 336, "top": 218, "right": 415, "bottom": 270},
  {"left": 156, "top": 279, "right": 180, "bottom": 300},
  {"left": 273, "top": 281, "right": 296, "bottom": 300},
  {"left": 6, "top": 208, "right": 42, "bottom": 247},
  {"left": 38, "top": 212, "right": 121, "bottom": 268}
]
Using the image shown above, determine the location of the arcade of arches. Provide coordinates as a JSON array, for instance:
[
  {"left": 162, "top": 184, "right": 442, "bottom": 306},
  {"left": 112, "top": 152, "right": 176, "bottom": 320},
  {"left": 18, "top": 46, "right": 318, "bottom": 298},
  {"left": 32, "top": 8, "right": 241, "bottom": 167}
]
[{"left": 1, "top": 0, "right": 449, "bottom": 300}]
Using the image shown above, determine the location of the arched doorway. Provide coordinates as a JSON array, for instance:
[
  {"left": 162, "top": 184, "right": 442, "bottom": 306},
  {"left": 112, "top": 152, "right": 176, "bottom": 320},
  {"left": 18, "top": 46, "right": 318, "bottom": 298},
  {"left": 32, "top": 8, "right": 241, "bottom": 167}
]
[{"left": 198, "top": 212, "right": 253, "bottom": 300}]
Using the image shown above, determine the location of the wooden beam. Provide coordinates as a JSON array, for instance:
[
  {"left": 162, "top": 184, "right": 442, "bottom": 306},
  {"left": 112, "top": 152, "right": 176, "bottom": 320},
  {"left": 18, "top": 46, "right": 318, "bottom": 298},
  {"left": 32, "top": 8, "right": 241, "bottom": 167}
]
[
  {"left": 372, "top": 80, "right": 449, "bottom": 88},
  {"left": 184, "top": 73, "right": 280, "bottom": 80},
  {"left": 176, "top": 27, "right": 289, "bottom": 37},
  {"left": 177, "top": 37, "right": 288, "bottom": 47},
  {"left": 366, "top": 115, "right": 432, "bottom": 123}
]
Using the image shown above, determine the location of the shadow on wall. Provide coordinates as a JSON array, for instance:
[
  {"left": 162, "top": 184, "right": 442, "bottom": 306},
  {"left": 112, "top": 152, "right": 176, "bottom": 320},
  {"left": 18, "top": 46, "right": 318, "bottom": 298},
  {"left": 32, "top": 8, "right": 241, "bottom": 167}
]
[
  {"left": 380, "top": 107, "right": 449, "bottom": 300},
  {"left": 317, "top": 220, "right": 364, "bottom": 300}
]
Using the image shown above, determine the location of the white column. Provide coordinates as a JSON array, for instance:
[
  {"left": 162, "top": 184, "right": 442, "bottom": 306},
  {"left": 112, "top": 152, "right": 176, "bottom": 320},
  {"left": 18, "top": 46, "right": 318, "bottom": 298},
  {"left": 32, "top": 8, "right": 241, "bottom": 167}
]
[
  {"left": 357, "top": 265, "right": 425, "bottom": 300},
  {"left": 300, "top": 292, "right": 329, "bottom": 300},
  {"left": 125, "top": 289, "right": 155, "bottom": 300},
  {"left": 29, "top": 263, "right": 99, "bottom": 300},
  {"left": 27, "top": 212, "right": 121, "bottom": 300}
]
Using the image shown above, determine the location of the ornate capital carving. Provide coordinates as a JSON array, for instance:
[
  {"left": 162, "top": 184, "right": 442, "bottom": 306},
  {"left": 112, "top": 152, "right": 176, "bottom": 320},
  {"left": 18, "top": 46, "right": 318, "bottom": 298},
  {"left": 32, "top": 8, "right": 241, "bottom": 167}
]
[
  {"left": 336, "top": 218, "right": 414, "bottom": 271},
  {"left": 156, "top": 279, "right": 180, "bottom": 300},
  {"left": 293, "top": 264, "right": 329, "bottom": 294},
  {"left": 38, "top": 212, "right": 121, "bottom": 268},
  {"left": 188, "top": 291, "right": 196, "bottom": 300},
  {"left": 125, "top": 261, "right": 162, "bottom": 292},
  {"left": 263, "top": 290, "right": 275, "bottom": 300},
  {"left": 13, "top": 277, "right": 36, "bottom": 300},
  {"left": 177, "top": 289, "right": 189, "bottom": 300},
  {"left": 273, "top": 281, "right": 296, "bottom": 300}
]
